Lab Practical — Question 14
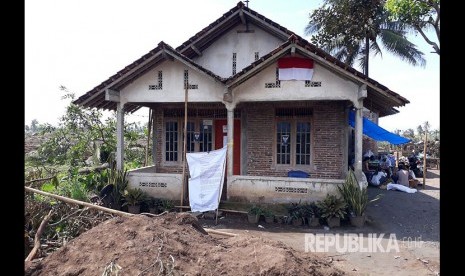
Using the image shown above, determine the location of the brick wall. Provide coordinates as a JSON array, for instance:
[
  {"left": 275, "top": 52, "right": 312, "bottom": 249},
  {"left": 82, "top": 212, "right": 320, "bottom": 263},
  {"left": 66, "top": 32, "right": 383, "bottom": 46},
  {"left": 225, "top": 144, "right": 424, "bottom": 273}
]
[
  {"left": 152, "top": 101, "right": 347, "bottom": 179},
  {"left": 153, "top": 108, "right": 184, "bottom": 174},
  {"left": 245, "top": 101, "right": 346, "bottom": 179}
]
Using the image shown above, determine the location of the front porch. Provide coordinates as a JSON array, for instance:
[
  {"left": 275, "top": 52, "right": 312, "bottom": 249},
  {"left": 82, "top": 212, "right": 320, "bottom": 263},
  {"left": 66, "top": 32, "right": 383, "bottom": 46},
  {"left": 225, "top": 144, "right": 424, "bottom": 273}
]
[{"left": 128, "top": 165, "right": 343, "bottom": 204}]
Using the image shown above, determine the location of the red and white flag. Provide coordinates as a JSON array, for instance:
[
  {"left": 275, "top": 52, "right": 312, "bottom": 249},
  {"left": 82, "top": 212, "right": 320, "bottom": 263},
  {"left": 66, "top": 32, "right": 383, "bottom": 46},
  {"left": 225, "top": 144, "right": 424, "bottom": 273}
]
[{"left": 278, "top": 57, "right": 314, "bottom": 81}]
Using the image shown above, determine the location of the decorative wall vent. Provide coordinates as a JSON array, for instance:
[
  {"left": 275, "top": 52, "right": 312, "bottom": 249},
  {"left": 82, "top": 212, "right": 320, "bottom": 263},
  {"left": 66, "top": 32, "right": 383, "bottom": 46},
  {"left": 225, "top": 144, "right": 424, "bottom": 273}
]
[
  {"left": 232, "top": 53, "right": 237, "bottom": 75},
  {"left": 275, "top": 186, "right": 308, "bottom": 194},
  {"left": 139, "top": 182, "right": 168, "bottom": 188},
  {"left": 184, "top": 70, "right": 198, "bottom": 89},
  {"left": 254, "top": 52, "right": 259, "bottom": 61},
  {"left": 149, "top": 71, "right": 163, "bottom": 90},
  {"left": 265, "top": 68, "right": 281, "bottom": 88},
  {"left": 305, "top": 81, "right": 322, "bottom": 87}
]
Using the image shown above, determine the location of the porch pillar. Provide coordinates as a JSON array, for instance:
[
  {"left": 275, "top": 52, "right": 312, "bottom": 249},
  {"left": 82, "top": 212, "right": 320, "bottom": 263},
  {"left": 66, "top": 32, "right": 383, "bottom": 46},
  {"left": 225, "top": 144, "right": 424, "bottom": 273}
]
[
  {"left": 355, "top": 85, "right": 367, "bottom": 188},
  {"left": 226, "top": 106, "right": 234, "bottom": 176},
  {"left": 116, "top": 102, "right": 125, "bottom": 171}
]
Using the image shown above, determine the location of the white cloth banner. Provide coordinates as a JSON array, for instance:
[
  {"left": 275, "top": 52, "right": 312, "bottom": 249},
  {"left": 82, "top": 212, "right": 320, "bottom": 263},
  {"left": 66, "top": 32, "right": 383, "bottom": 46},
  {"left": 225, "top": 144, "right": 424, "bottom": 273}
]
[
  {"left": 187, "top": 146, "right": 227, "bottom": 212},
  {"left": 278, "top": 68, "right": 313, "bottom": 81}
]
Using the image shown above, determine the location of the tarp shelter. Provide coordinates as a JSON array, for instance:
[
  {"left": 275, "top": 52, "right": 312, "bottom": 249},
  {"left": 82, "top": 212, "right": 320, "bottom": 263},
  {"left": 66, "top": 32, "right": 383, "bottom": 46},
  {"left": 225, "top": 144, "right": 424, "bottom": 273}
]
[{"left": 349, "top": 110, "right": 410, "bottom": 145}]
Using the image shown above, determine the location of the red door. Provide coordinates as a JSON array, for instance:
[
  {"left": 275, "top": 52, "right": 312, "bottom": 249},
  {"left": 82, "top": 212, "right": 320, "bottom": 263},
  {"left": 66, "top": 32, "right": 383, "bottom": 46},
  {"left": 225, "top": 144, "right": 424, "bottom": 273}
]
[{"left": 214, "top": 119, "right": 241, "bottom": 175}]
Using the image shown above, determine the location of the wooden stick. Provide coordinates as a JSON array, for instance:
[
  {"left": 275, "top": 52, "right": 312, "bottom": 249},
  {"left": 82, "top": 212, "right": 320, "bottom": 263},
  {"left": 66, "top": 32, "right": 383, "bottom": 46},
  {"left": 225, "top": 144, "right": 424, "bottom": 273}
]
[
  {"left": 205, "top": 229, "right": 237, "bottom": 237},
  {"left": 25, "top": 176, "right": 55, "bottom": 185},
  {"left": 144, "top": 108, "right": 152, "bottom": 167},
  {"left": 180, "top": 85, "right": 188, "bottom": 208},
  {"left": 24, "top": 186, "right": 134, "bottom": 218},
  {"left": 25, "top": 209, "right": 53, "bottom": 261}
]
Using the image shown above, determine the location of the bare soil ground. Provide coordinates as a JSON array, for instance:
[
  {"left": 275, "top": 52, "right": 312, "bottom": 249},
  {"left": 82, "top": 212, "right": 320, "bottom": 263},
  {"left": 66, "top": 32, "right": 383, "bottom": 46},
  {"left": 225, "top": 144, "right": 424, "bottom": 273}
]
[
  {"left": 24, "top": 169, "right": 439, "bottom": 275},
  {"left": 205, "top": 169, "right": 440, "bottom": 276},
  {"left": 25, "top": 212, "right": 344, "bottom": 275}
]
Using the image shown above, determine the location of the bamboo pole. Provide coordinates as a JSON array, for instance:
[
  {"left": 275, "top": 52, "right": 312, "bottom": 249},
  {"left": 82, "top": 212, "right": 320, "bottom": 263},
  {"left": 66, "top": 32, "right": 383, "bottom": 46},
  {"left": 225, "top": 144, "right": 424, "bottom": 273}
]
[
  {"left": 24, "top": 186, "right": 134, "bottom": 218},
  {"left": 144, "top": 108, "right": 153, "bottom": 167},
  {"left": 423, "top": 131, "right": 428, "bottom": 188},
  {"left": 205, "top": 229, "right": 237, "bottom": 237},
  {"left": 180, "top": 86, "right": 188, "bottom": 208}
]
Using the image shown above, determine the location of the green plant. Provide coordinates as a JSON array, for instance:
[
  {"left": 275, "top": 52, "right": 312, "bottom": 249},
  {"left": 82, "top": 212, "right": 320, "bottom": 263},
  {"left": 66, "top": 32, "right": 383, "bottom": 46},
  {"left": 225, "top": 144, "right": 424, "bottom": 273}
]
[
  {"left": 107, "top": 162, "right": 128, "bottom": 210},
  {"left": 123, "top": 188, "right": 148, "bottom": 207},
  {"left": 248, "top": 205, "right": 263, "bottom": 216},
  {"left": 301, "top": 203, "right": 315, "bottom": 218},
  {"left": 286, "top": 202, "right": 304, "bottom": 220},
  {"left": 338, "top": 169, "right": 381, "bottom": 217},
  {"left": 161, "top": 199, "right": 175, "bottom": 211},
  {"left": 316, "top": 194, "right": 347, "bottom": 219},
  {"left": 148, "top": 197, "right": 162, "bottom": 209},
  {"left": 262, "top": 208, "right": 273, "bottom": 218}
]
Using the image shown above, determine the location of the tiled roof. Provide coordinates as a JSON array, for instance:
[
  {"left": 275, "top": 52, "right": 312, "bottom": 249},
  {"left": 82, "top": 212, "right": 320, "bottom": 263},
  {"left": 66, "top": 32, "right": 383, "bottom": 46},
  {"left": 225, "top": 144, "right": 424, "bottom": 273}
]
[{"left": 73, "top": 1, "right": 409, "bottom": 116}]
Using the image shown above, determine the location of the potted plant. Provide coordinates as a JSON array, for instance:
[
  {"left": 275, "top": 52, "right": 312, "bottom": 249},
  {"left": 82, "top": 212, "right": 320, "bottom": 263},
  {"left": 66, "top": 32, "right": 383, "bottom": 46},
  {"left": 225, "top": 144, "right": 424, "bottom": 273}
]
[
  {"left": 338, "top": 169, "right": 381, "bottom": 227},
  {"left": 301, "top": 203, "right": 316, "bottom": 227},
  {"left": 317, "top": 194, "right": 347, "bottom": 228},
  {"left": 148, "top": 197, "right": 162, "bottom": 214},
  {"left": 287, "top": 202, "right": 304, "bottom": 226},
  {"left": 262, "top": 208, "right": 274, "bottom": 224},
  {"left": 123, "top": 188, "right": 148, "bottom": 214},
  {"left": 161, "top": 199, "right": 175, "bottom": 212},
  {"left": 247, "top": 205, "right": 262, "bottom": 224},
  {"left": 308, "top": 202, "right": 321, "bottom": 227}
]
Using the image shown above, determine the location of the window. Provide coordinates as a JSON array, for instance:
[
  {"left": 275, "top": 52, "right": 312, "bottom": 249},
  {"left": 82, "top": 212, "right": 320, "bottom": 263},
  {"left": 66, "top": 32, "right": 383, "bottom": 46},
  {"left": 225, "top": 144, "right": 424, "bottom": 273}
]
[
  {"left": 275, "top": 108, "right": 312, "bottom": 166},
  {"left": 164, "top": 119, "right": 213, "bottom": 162},
  {"left": 165, "top": 121, "right": 178, "bottom": 162}
]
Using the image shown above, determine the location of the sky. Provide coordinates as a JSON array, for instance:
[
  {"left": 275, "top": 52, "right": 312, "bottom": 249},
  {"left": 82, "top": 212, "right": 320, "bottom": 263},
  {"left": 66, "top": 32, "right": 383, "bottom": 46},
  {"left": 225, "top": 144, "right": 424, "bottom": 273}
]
[{"left": 25, "top": 0, "right": 439, "bottom": 132}]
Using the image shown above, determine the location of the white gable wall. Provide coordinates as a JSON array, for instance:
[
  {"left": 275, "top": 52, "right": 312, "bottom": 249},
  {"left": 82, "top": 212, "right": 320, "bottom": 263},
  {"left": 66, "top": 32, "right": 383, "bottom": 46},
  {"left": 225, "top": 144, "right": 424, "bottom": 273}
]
[
  {"left": 193, "top": 23, "right": 284, "bottom": 78},
  {"left": 120, "top": 59, "right": 224, "bottom": 104},
  {"left": 232, "top": 62, "right": 359, "bottom": 105}
]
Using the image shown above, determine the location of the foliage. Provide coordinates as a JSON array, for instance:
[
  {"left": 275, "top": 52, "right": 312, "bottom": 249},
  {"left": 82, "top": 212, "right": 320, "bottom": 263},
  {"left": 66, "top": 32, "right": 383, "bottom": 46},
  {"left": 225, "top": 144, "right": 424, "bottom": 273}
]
[
  {"left": 123, "top": 188, "right": 148, "bottom": 207},
  {"left": 161, "top": 199, "right": 175, "bottom": 211},
  {"left": 148, "top": 197, "right": 163, "bottom": 209},
  {"left": 385, "top": 0, "right": 440, "bottom": 54},
  {"left": 306, "top": 0, "right": 425, "bottom": 74},
  {"left": 338, "top": 169, "right": 367, "bottom": 216},
  {"left": 286, "top": 202, "right": 304, "bottom": 219},
  {"left": 28, "top": 86, "right": 148, "bottom": 169},
  {"left": 107, "top": 163, "right": 129, "bottom": 210},
  {"left": 301, "top": 203, "right": 315, "bottom": 218},
  {"left": 248, "top": 205, "right": 263, "bottom": 216},
  {"left": 316, "top": 194, "right": 347, "bottom": 219},
  {"left": 262, "top": 208, "right": 274, "bottom": 218}
]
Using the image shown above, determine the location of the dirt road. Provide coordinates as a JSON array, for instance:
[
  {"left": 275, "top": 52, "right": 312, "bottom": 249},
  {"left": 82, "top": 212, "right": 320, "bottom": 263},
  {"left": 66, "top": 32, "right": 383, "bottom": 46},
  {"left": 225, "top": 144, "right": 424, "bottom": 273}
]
[{"left": 204, "top": 169, "right": 440, "bottom": 275}]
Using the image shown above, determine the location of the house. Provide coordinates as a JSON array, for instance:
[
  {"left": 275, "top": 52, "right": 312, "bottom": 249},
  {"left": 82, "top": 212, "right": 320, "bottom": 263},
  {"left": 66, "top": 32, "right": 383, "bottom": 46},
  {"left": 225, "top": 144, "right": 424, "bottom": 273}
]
[{"left": 73, "top": 2, "right": 409, "bottom": 204}]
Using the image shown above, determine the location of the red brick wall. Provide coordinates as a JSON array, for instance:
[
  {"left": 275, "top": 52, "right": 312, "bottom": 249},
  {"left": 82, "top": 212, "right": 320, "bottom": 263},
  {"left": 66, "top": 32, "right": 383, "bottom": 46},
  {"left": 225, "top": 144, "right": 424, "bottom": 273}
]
[
  {"left": 153, "top": 101, "right": 346, "bottom": 179},
  {"left": 245, "top": 101, "right": 346, "bottom": 179}
]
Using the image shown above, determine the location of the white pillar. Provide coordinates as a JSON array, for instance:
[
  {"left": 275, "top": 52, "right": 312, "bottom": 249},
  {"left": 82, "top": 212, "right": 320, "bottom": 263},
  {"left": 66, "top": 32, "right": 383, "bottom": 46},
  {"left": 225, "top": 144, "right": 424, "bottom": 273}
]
[
  {"left": 226, "top": 107, "right": 234, "bottom": 176},
  {"left": 116, "top": 102, "right": 125, "bottom": 171},
  {"left": 355, "top": 85, "right": 367, "bottom": 188},
  {"left": 354, "top": 103, "right": 363, "bottom": 174}
]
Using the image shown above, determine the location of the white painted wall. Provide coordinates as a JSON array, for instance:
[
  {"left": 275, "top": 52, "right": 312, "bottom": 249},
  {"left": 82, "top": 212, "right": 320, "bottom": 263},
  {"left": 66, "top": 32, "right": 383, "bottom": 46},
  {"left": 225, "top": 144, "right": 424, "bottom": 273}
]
[
  {"left": 127, "top": 168, "right": 182, "bottom": 201},
  {"left": 120, "top": 60, "right": 224, "bottom": 104},
  {"left": 227, "top": 175, "right": 343, "bottom": 203},
  {"left": 193, "top": 23, "right": 284, "bottom": 78},
  {"left": 232, "top": 62, "right": 359, "bottom": 105}
]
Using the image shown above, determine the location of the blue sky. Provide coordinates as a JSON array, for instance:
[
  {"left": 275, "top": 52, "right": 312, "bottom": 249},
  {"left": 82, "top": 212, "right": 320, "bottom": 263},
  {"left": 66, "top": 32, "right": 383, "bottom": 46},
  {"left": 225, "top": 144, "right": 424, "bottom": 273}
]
[{"left": 25, "top": 0, "right": 439, "bottom": 132}]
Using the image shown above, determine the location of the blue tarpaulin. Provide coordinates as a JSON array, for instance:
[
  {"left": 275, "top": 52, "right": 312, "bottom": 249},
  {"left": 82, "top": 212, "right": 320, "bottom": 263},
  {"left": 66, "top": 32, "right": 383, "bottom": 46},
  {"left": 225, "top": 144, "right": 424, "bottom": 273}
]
[{"left": 348, "top": 110, "right": 410, "bottom": 145}]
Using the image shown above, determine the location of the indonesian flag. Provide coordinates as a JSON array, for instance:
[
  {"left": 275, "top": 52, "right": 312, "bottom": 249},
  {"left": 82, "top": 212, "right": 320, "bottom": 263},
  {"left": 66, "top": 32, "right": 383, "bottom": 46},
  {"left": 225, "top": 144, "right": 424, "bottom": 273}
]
[{"left": 278, "top": 57, "right": 314, "bottom": 81}]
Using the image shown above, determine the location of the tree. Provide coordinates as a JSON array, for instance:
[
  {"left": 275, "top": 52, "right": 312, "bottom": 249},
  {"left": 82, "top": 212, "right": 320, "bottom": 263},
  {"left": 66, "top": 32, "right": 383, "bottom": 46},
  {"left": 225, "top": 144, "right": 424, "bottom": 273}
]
[
  {"left": 385, "top": 0, "right": 440, "bottom": 55},
  {"left": 36, "top": 86, "right": 117, "bottom": 166},
  {"left": 305, "top": 0, "right": 425, "bottom": 76},
  {"left": 30, "top": 119, "right": 39, "bottom": 133}
]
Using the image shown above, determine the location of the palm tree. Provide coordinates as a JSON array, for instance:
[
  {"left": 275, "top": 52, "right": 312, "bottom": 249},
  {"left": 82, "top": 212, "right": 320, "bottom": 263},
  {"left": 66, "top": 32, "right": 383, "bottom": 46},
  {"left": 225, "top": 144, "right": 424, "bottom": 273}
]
[{"left": 305, "top": 0, "right": 425, "bottom": 76}]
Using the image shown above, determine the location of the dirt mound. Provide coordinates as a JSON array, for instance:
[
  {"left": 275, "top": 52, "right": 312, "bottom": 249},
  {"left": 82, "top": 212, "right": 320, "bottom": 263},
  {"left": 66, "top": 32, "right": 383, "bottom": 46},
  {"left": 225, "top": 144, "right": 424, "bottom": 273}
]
[{"left": 25, "top": 213, "right": 344, "bottom": 275}]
